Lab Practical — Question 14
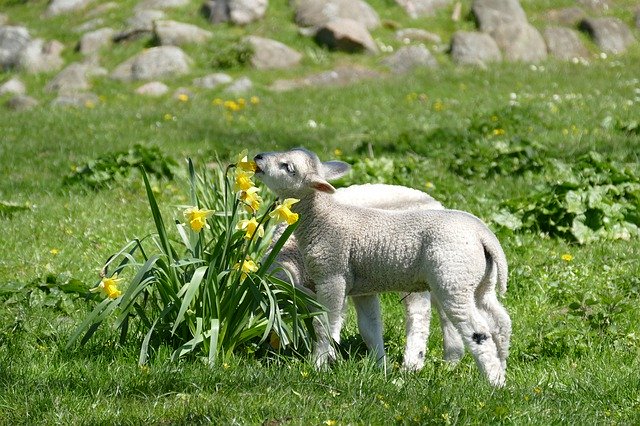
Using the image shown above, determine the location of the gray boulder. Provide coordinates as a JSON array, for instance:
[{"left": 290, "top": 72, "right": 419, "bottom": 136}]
[
  {"left": 0, "top": 26, "right": 31, "bottom": 70},
  {"left": 6, "top": 95, "right": 39, "bottom": 111},
  {"left": 270, "top": 65, "right": 381, "bottom": 91},
  {"left": 293, "top": 0, "right": 380, "bottom": 30},
  {"left": 315, "top": 18, "right": 379, "bottom": 54},
  {"left": 472, "top": 0, "right": 527, "bottom": 34},
  {"left": 382, "top": 45, "right": 437, "bottom": 74},
  {"left": 224, "top": 76, "right": 253, "bottom": 94},
  {"left": 18, "top": 39, "right": 65, "bottom": 73},
  {"left": 0, "top": 77, "right": 26, "bottom": 96},
  {"left": 202, "top": 0, "right": 231, "bottom": 24},
  {"left": 78, "top": 28, "right": 115, "bottom": 55},
  {"left": 111, "top": 46, "right": 192, "bottom": 81},
  {"left": 193, "top": 73, "right": 233, "bottom": 88},
  {"left": 396, "top": 28, "right": 442, "bottom": 44},
  {"left": 245, "top": 36, "right": 303, "bottom": 69},
  {"left": 45, "top": 62, "right": 94, "bottom": 93},
  {"left": 395, "top": 0, "right": 451, "bottom": 18},
  {"left": 230, "top": 0, "right": 268, "bottom": 25},
  {"left": 491, "top": 22, "right": 547, "bottom": 62},
  {"left": 45, "top": 0, "right": 95, "bottom": 17},
  {"left": 114, "top": 9, "right": 166, "bottom": 42},
  {"left": 153, "top": 20, "right": 213, "bottom": 46},
  {"left": 543, "top": 7, "right": 586, "bottom": 26},
  {"left": 450, "top": 31, "right": 502, "bottom": 65},
  {"left": 135, "top": 0, "right": 190, "bottom": 10},
  {"left": 543, "top": 27, "right": 589, "bottom": 60},
  {"left": 579, "top": 17, "right": 636, "bottom": 54}
]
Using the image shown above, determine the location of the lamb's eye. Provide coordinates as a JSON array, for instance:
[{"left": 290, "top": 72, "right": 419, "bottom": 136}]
[{"left": 279, "top": 162, "right": 295, "bottom": 175}]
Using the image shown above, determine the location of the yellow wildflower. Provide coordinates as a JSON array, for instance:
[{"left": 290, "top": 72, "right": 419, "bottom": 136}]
[
  {"left": 50, "top": 248, "right": 60, "bottom": 255},
  {"left": 212, "top": 98, "right": 223, "bottom": 106},
  {"left": 561, "top": 253, "right": 573, "bottom": 262},
  {"left": 237, "top": 98, "right": 246, "bottom": 107},
  {"left": 163, "top": 113, "right": 173, "bottom": 121},
  {"left": 235, "top": 149, "right": 257, "bottom": 172},
  {"left": 224, "top": 100, "right": 241, "bottom": 112},
  {"left": 324, "top": 420, "right": 337, "bottom": 426},
  {"left": 239, "top": 186, "right": 262, "bottom": 213},
  {"left": 270, "top": 198, "right": 300, "bottom": 225},
  {"left": 84, "top": 100, "right": 95, "bottom": 109},
  {"left": 234, "top": 168, "right": 255, "bottom": 192},
  {"left": 433, "top": 100, "right": 444, "bottom": 111},
  {"left": 492, "top": 128, "right": 506, "bottom": 136},
  {"left": 183, "top": 206, "right": 214, "bottom": 232},
  {"left": 177, "top": 93, "right": 189, "bottom": 102},
  {"left": 234, "top": 257, "right": 259, "bottom": 279},
  {"left": 91, "top": 274, "right": 124, "bottom": 299},
  {"left": 250, "top": 96, "right": 260, "bottom": 105},
  {"left": 333, "top": 148, "right": 343, "bottom": 157},
  {"left": 236, "top": 217, "right": 264, "bottom": 240}
]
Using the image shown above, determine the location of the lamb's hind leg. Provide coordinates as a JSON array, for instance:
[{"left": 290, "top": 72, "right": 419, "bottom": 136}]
[
  {"left": 400, "top": 291, "right": 430, "bottom": 371},
  {"left": 437, "top": 293, "right": 505, "bottom": 387},
  {"left": 352, "top": 294, "right": 386, "bottom": 367},
  {"left": 431, "top": 296, "right": 465, "bottom": 363}
]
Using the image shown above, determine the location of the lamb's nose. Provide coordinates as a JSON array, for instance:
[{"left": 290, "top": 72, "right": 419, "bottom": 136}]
[{"left": 254, "top": 154, "right": 263, "bottom": 161}]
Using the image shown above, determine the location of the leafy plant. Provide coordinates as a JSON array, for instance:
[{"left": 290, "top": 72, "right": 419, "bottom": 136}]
[
  {"left": 67, "top": 154, "right": 324, "bottom": 364},
  {"left": 63, "top": 144, "right": 178, "bottom": 190},
  {"left": 209, "top": 38, "right": 254, "bottom": 69},
  {"left": 494, "top": 152, "right": 640, "bottom": 244}
]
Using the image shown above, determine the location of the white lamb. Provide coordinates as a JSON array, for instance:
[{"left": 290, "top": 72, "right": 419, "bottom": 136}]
[
  {"left": 269, "top": 183, "right": 466, "bottom": 370},
  {"left": 255, "top": 148, "right": 511, "bottom": 387}
]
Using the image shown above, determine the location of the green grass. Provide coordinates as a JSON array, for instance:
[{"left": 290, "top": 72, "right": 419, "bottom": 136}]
[{"left": 2, "top": 0, "right": 640, "bottom": 423}]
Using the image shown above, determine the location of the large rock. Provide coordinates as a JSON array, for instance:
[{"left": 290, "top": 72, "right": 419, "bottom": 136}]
[
  {"left": 78, "top": 27, "right": 115, "bottom": 55},
  {"left": 579, "top": 17, "right": 636, "bottom": 54},
  {"left": 17, "top": 39, "right": 65, "bottom": 73},
  {"left": 543, "top": 27, "right": 589, "bottom": 60},
  {"left": 114, "top": 9, "right": 166, "bottom": 42},
  {"left": 6, "top": 95, "right": 39, "bottom": 111},
  {"left": 543, "top": 7, "right": 586, "bottom": 26},
  {"left": 395, "top": 0, "right": 451, "bottom": 18},
  {"left": 0, "top": 77, "right": 26, "bottom": 96},
  {"left": 382, "top": 45, "right": 437, "bottom": 74},
  {"left": 0, "top": 26, "right": 31, "bottom": 70},
  {"left": 111, "top": 46, "right": 192, "bottom": 81},
  {"left": 472, "top": 0, "right": 528, "bottom": 34},
  {"left": 193, "top": 73, "right": 233, "bottom": 88},
  {"left": 270, "top": 65, "right": 381, "bottom": 91},
  {"left": 224, "top": 76, "right": 253, "bottom": 94},
  {"left": 153, "top": 20, "right": 213, "bottom": 46},
  {"left": 135, "top": 0, "right": 190, "bottom": 10},
  {"left": 245, "top": 36, "right": 303, "bottom": 69},
  {"left": 229, "top": 0, "right": 268, "bottom": 25},
  {"left": 201, "top": 1, "right": 230, "bottom": 24},
  {"left": 450, "top": 31, "right": 502, "bottom": 65},
  {"left": 315, "top": 18, "right": 379, "bottom": 54},
  {"left": 45, "top": 62, "right": 94, "bottom": 93},
  {"left": 293, "top": 0, "right": 380, "bottom": 30},
  {"left": 491, "top": 22, "right": 547, "bottom": 62},
  {"left": 45, "top": 0, "right": 94, "bottom": 17}
]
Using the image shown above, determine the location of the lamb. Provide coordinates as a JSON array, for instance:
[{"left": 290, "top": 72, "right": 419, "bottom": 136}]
[
  {"left": 255, "top": 148, "right": 511, "bottom": 387},
  {"left": 269, "top": 183, "right": 466, "bottom": 370}
]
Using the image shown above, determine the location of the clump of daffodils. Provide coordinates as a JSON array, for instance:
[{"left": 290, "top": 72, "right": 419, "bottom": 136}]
[{"left": 183, "top": 206, "right": 214, "bottom": 232}]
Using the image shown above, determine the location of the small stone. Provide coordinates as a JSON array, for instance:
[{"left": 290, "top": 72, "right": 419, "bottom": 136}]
[
  {"left": 6, "top": 94, "right": 39, "bottom": 111},
  {"left": 382, "top": 44, "right": 438, "bottom": 74},
  {"left": 314, "top": 18, "right": 379, "bottom": 54},
  {"left": 193, "top": 73, "right": 233, "bottom": 88},
  {"left": 135, "top": 81, "right": 169, "bottom": 96},
  {"left": 0, "top": 77, "right": 26, "bottom": 96},
  {"left": 224, "top": 76, "right": 253, "bottom": 94}
]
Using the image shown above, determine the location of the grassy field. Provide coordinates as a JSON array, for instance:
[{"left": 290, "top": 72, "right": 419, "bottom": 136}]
[{"left": 2, "top": 0, "right": 640, "bottom": 424}]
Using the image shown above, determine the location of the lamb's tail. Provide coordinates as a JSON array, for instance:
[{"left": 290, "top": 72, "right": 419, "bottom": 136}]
[{"left": 479, "top": 230, "right": 508, "bottom": 295}]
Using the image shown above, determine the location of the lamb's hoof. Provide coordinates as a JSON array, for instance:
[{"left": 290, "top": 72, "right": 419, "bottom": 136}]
[
  {"left": 401, "top": 359, "right": 424, "bottom": 372},
  {"left": 488, "top": 371, "right": 506, "bottom": 388}
]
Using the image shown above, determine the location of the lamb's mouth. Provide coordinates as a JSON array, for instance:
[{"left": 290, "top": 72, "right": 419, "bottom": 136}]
[{"left": 253, "top": 164, "right": 262, "bottom": 174}]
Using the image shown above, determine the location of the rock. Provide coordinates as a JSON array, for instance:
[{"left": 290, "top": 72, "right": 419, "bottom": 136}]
[
  {"left": 293, "top": 0, "right": 380, "bottom": 30},
  {"left": 395, "top": 0, "right": 451, "bottom": 19},
  {"left": 491, "top": 22, "right": 547, "bottom": 62},
  {"left": 224, "top": 76, "right": 253, "bottom": 94},
  {"left": 193, "top": 73, "right": 233, "bottom": 88},
  {"left": 229, "top": 0, "right": 268, "bottom": 25},
  {"left": 6, "top": 95, "right": 39, "bottom": 111},
  {"left": 543, "top": 7, "right": 586, "bottom": 26},
  {"left": 114, "top": 9, "right": 166, "bottom": 42},
  {"left": 135, "top": 81, "right": 169, "bottom": 96},
  {"left": 382, "top": 44, "right": 437, "bottom": 74},
  {"left": 245, "top": 36, "right": 303, "bottom": 69},
  {"left": 472, "top": 0, "right": 528, "bottom": 34},
  {"left": 201, "top": 0, "right": 230, "bottom": 24},
  {"left": 315, "top": 18, "right": 379, "bottom": 54},
  {"left": 0, "top": 26, "right": 31, "bottom": 70},
  {"left": 153, "top": 20, "right": 213, "bottom": 46},
  {"left": 17, "top": 39, "right": 64, "bottom": 74},
  {"left": 0, "top": 77, "right": 26, "bottom": 96},
  {"left": 51, "top": 92, "right": 99, "bottom": 108},
  {"left": 45, "top": 63, "right": 94, "bottom": 93},
  {"left": 450, "top": 31, "right": 501, "bottom": 65},
  {"left": 78, "top": 28, "right": 115, "bottom": 55},
  {"left": 543, "top": 27, "right": 589, "bottom": 60},
  {"left": 395, "top": 28, "right": 442, "bottom": 44},
  {"left": 45, "top": 0, "right": 95, "bottom": 17},
  {"left": 270, "top": 65, "right": 381, "bottom": 91},
  {"left": 111, "top": 46, "right": 192, "bottom": 81},
  {"left": 135, "top": 0, "right": 190, "bottom": 10},
  {"left": 579, "top": 17, "right": 636, "bottom": 54}
]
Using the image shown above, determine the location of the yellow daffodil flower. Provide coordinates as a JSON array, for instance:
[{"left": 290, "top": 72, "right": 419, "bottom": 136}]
[
  {"left": 177, "top": 93, "right": 189, "bottom": 102},
  {"left": 183, "top": 206, "right": 214, "bottom": 232},
  {"left": 250, "top": 96, "right": 260, "bottom": 105},
  {"left": 91, "top": 274, "right": 124, "bottom": 299},
  {"left": 224, "top": 100, "right": 241, "bottom": 112},
  {"left": 269, "top": 198, "right": 300, "bottom": 225},
  {"left": 235, "top": 149, "right": 257, "bottom": 172},
  {"left": 561, "top": 253, "right": 573, "bottom": 262},
  {"left": 234, "top": 257, "right": 259, "bottom": 279},
  {"left": 234, "top": 168, "right": 255, "bottom": 192},
  {"left": 239, "top": 186, "right": 262, "bottom": 213},
  {"left": 236, "top": 217, "right": 264, "bottom": 240}
]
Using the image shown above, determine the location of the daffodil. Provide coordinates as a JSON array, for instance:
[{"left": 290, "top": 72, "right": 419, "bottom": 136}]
[
  {"left": 177, "top": 93, "right": 189, "bottom": 102},
  {"left": 235, "top": 149, "right": 257, "bottom": 172},
  {"left": 250, "top": 96, "right": 260, "bottom": 105},
  {"left": 236, "top": 217, "right": 264, "bottom": 240},
  {"left": 234, "top": 257, "right": 259, "bottom": 279},
  {"left": 561, "top": 253, "right": 573, "bottom": 262},
  {"left": 234, "top": 168, "right": 255, "bottom": 191},
  {"left": 183, "top": 206, "right": 214, "bottom": 232},
  {"left": 270, "top": 198, "right": 300, "bottom": 225},
  {"left": 239, "top": 186, "right": 262, "bottom": 213},
  {"left": 91, "top": 274, "right": 124, "bottom": 299}
]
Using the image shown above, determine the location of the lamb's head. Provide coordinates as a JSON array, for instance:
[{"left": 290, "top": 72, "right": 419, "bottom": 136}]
[{"left": 254, "top": 148, "right": 350, "bottom": 198}]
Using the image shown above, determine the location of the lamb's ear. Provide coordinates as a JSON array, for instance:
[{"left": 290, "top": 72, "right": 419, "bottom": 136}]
[
  {"left": 309, "top": 176, "right": 336, "bottom": 194},
  {"left": 322, "top": 160, "right": 351, "bottom": 181}
]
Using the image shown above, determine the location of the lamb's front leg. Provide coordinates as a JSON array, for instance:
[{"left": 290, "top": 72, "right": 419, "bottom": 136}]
[
  {"left": 352, "top": 294, "right": 386, "bottom": 368},
  {"left": 312, "top": 276, "right": 347, "bottom": 369},
  {"left": 401, "top": 291, "right": 430, "bottom": 371}
]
